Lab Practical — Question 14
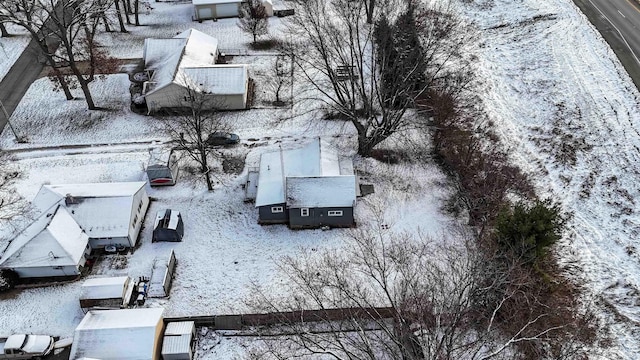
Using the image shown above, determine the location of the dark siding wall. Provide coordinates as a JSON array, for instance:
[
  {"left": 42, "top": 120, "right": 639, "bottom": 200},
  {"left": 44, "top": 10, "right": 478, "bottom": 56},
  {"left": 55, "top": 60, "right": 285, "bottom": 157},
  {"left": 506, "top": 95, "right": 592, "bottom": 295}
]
[
  {"left": 289, "top": 207, "right": 354, "bottom": 229},
  {"left": 258, "top": 204, "right": 289, "bottom": 224}
]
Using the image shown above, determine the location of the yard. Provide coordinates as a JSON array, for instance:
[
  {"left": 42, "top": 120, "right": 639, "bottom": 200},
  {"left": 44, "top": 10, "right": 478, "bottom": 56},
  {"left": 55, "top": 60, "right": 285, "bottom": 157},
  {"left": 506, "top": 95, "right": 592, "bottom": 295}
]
[
  {"left": 1, "top": 0, "right": 640, "bottom": 358},
  {"left": 0, "top": 8, "right": 454, "bottom": 343}
]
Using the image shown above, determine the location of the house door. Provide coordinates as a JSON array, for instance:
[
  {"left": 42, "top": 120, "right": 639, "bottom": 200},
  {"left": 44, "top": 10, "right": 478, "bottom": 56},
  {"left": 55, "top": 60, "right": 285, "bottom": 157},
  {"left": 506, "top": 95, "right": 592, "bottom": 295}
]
[
  {"left": 198, "top": 7, "right": 213, "bottom": 20},
  {"left": 215, "top": 3, "right": 239, "bottom": 18}
]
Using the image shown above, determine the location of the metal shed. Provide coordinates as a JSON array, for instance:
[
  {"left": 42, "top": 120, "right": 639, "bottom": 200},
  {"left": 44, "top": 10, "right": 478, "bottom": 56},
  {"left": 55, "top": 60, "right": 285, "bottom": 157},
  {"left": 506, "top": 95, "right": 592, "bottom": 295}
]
[
  {"left": 161, "top": 321, "right": 196, "bottom": 360},
  {"left": 152, "top": 210, "right": 184, "bottom": 242}
]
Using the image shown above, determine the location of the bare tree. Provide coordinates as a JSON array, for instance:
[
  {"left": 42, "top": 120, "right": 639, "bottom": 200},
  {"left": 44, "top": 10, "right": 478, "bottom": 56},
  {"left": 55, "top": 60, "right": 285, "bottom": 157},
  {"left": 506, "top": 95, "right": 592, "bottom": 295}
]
[
  {"left": 247, "top": 217, "right": 586, "bottom": 360},
  {"left": 112, "top": 0, "right": 127, "bottom": 32},
  {"left": 267, "top": 54, "right": 291, "bottom": 105},
  {"left": 237, "top": 0, "right": 268, "bottom": 44},
  {"left": 0, "top": 0, "right": 117, "bottom": 109},
  {"left": 0, "top": 152, "right": 28, "bottom": 231},
  {"left": 156, "top": 80, "right": 232, "bottom": 191},
  {"left": 0, "top": 11, "right": 9, "bottom": 37},
  {"left": 282, "top": 0, "right": 472, "bottom": 156},
  {"left": 121, "top": 0, "right": 131, "bottom": 25}
]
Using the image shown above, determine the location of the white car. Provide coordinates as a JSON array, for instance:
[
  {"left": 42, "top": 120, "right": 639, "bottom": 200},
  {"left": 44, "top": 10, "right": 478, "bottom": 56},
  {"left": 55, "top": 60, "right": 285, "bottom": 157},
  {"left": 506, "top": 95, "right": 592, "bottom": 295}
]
[{"left": 0, "top": 334, "right": 55, "bottom": 359}]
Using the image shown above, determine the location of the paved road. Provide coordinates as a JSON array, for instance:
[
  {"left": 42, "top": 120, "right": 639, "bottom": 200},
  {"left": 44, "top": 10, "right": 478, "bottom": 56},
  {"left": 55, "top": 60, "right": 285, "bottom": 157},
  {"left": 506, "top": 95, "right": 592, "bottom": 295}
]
[{"left": 573, "top": 0, "right": 640, "bottom": 88}]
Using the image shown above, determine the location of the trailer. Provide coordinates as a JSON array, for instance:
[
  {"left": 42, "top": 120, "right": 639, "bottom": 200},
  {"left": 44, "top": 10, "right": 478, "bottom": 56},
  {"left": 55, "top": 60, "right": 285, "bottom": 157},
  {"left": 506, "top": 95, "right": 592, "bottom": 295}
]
[{"left": 147, "top": 148, "right": 180, "bottom": 186}]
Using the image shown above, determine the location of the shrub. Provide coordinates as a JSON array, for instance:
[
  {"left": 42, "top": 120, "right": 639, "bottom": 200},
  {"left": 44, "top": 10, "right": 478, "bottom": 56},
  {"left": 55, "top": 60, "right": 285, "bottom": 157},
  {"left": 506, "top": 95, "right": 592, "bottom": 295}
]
[
  {"left": 495, "top": 199, "right": 567, "bottom": 263},
  {"left": 0, "top": 269, "right": 19, "bottom": 292}
]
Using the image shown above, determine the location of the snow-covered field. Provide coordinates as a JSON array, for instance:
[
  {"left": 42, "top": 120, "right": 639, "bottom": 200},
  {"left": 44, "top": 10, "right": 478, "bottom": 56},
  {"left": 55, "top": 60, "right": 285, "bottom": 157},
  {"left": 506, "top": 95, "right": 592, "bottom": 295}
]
[
  {"left": 2, "top": 0, "right": 640, "bottom": 358},
  {"left": 464, "top": 0, "right": 640, "bottom": 357}
]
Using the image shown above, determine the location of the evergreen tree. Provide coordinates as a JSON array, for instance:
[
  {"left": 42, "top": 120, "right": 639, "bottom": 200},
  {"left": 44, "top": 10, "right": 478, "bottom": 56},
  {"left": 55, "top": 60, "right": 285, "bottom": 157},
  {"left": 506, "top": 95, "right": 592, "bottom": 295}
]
[{"left": 495, "top": 199, "right": 568, "bottom": 263}]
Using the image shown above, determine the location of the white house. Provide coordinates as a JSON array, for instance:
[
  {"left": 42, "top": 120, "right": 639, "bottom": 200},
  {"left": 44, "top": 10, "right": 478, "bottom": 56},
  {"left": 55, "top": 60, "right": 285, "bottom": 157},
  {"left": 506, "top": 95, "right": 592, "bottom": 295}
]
[
  {"left": 254, "top": 138, "right": 357, "bottom": 229},
  {"left": 142, "top": 28, "right": 249, "bottom": 113},
  {"left": 0, "top": 205, "right": 91, "bottom": 278},
  {"left": 193, "top": 0, "right": 273, "bottom": 21},
  {"left": 69, "top": 308, "right": 165, "bottom": 360},
  {"left": 32, "top": 181, "right": 150, "bottom": 249}
]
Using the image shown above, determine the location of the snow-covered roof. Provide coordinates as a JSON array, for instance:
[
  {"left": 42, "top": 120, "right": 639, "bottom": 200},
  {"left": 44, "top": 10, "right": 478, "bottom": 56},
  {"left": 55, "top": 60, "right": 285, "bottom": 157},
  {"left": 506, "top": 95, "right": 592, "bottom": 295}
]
[
  {"left": 32, "top": 182, "right": 146, "bottom": 239},
  {"left": 69, "top": 308, "right": 164, "bottom": 360},
  {"left": 80, "top": 276, "right": 130, "bottom": 300},
  {"left": 192, "top": 0, "right": 241, "bottom": 5},
  {"left": 177, "top": 65, "right": 248, "bottom": 95},
  {"left": 286, "top": 176, "right": 356, "bottom": 208},
  {"left": 165, "top": 321, "right": 195, "bottom": 335},
  {"left": 255, "top": 138, "right": 355, "bottom": 207},
  {"left": 154, "top": 210, "right": 181, "bottom": 230},
  {"left": 0, "top": 206, "right": 89, "bottom": 269},
  {"left": 143, "top": 28, "right": 248, "bottom": 97}
]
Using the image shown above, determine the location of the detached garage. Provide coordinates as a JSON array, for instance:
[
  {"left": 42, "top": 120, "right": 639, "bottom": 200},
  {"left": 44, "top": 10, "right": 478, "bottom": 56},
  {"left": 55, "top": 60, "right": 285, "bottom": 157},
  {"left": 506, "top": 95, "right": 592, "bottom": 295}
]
[{"left": 193, "top": 0, "right": 241, "bottom": 21}]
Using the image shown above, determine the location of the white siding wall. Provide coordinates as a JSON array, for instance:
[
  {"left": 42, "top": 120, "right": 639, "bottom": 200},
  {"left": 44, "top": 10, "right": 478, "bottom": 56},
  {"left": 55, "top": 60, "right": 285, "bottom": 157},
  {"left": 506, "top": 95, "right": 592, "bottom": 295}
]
[
  {"left": 12, "top": 265, "right": 80, "bottom": 278},
  {"left": 127, "top": 186, "right": 150, "bottom": 247}
]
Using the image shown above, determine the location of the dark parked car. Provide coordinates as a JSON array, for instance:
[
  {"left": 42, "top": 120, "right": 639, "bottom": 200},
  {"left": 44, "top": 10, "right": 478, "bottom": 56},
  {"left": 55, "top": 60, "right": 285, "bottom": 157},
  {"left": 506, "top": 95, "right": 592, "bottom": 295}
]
[{"left": 206, "top": 132, "right": 240, "bottom": 147}]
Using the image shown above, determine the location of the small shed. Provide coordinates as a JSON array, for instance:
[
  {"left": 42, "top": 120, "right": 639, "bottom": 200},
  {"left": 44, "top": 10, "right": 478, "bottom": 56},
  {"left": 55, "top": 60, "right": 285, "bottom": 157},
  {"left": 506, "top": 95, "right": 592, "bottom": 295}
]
[
  {"left": 161, "top": 321, "right": 196, "bottom": 360},
  {"left": 148, "top": 250, "right": 177, "bottom": 298},
  {"left": 79, "top": 276, "right": 136, "bottom": 311},
  {"left": 147, "top": 148, "right": 179, "bottom": 186},
  {"left": 152, "top": 210, "right": 184, "bottom": 242}
]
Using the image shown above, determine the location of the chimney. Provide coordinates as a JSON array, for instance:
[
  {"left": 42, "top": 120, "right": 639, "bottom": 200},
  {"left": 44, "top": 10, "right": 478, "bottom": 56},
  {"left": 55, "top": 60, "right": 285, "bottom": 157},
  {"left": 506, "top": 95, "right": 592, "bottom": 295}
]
[{"left": 65, "top": 193, "right": 77, "bottom": 206}]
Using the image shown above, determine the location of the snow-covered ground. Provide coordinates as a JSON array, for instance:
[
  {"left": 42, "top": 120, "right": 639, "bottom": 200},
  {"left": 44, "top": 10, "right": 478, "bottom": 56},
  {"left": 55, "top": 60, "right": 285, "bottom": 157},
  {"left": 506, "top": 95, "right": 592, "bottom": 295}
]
[
  {"left": 0, "top": 87, "right": 453, "bottom": 337},
  {"left": 463, "top": 0, "right": 640, "bottom": 357},
  {"left": 0, "top": 41, "right": 453, "bottom": 349},
  {"left": 2, "top": 0, "right": 640, "bottom": 357},
  {"left": 0, "top": 25, "right": 31, "bottom": 82}
]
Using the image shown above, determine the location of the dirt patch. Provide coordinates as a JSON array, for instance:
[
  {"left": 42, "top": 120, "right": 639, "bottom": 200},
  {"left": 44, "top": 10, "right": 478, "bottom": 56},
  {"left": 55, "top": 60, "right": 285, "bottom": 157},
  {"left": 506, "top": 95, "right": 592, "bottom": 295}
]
[{"left": 222, "top": 152, "right": 247, "bottom": 174}]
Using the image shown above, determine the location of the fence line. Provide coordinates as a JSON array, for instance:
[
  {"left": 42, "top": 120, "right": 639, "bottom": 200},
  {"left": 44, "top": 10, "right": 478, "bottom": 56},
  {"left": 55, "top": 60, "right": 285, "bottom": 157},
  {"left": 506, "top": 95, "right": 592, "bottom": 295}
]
[{"left": 164, "top": 307, "right": 396, "bottom": 330}]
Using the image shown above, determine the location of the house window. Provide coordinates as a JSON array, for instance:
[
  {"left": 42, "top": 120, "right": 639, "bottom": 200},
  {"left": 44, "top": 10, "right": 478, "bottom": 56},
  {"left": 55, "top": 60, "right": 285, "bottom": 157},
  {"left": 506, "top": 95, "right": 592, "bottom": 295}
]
[
  {"left": 328, "top": 210, "right": 343, "bottom": 217},
  {"left": 301, "top": 208, "right": 309, "bottom": 217},
  {"left": 271, "top": 206, "right": 283, "bottom": 213}
]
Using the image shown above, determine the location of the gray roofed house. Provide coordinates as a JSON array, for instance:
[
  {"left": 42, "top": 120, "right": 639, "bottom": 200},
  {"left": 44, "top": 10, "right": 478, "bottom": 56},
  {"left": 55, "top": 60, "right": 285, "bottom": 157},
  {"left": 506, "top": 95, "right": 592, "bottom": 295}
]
[
  {"left": 254, "top": 138, "right": 357, "bottom": 229},
  {"left": 142, "top": 28, "right": 249, "bottom": 113}
]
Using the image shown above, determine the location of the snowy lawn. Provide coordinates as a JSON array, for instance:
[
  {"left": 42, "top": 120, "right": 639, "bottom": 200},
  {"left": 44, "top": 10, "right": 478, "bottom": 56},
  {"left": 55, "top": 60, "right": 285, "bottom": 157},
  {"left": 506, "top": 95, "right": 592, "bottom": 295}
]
[
  {"left": 97, "top": 1, "right": 286, "bottom": 60},
  {"left": 0, "top": 25, "right": 31, "bottom": 82},
  {"left": 0, "top": 75, "right": 453, "bottom": 340},
  {"left": 1, "top": 0, "right": 639, "bottom": 357}
]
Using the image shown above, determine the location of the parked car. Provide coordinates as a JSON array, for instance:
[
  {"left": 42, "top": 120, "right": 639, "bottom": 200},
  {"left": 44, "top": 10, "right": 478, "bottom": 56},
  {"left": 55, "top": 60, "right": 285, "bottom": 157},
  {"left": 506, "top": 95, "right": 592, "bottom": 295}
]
[
  {"left": 0, "top": 334, "right": 54, "bottom": 359},
  {"left": 205, "top": 132, "right": 239, "bottom": 147}
]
